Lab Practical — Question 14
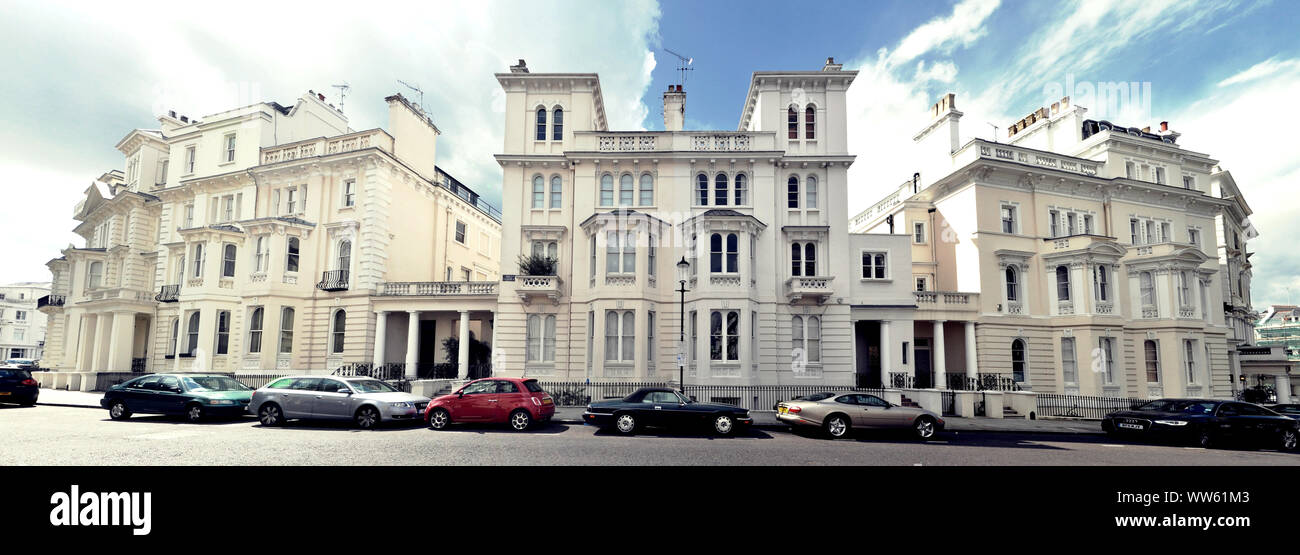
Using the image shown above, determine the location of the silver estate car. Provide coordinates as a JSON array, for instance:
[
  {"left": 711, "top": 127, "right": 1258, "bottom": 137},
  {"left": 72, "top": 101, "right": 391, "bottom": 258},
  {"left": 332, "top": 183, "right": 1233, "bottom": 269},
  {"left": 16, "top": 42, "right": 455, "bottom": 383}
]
[{"left": 250, "top": 376, "right": 431, "bottom": 429}]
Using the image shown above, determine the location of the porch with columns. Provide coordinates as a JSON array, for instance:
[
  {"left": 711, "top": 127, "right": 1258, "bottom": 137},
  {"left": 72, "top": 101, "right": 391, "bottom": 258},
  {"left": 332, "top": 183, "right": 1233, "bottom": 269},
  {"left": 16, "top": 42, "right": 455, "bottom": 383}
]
[{"left": 371, "top": 305, "right": 496, "bottom": 380}]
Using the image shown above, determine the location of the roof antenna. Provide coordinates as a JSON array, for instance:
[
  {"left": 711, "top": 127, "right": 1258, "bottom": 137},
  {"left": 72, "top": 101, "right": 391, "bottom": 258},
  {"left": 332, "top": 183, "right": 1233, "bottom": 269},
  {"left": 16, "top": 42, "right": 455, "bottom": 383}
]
[
  {"left": 397, "top": 79, "right": 425, "bottom": 112},
  {"left": 663, "top": 48, "right": 694, "bottom": 88},
  {"left": 331, "top": 81, "right": 351, "bottom": 113},
  {"left": 987, "top": 122, "right": 1000, "bottom": 143}
]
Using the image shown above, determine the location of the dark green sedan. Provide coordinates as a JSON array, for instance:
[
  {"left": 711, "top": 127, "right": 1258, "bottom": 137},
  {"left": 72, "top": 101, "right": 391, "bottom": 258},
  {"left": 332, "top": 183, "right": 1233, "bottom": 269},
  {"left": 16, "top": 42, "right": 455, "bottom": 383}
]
[{"left": 101, "top": 374, "right": 254, "bottom": 423}]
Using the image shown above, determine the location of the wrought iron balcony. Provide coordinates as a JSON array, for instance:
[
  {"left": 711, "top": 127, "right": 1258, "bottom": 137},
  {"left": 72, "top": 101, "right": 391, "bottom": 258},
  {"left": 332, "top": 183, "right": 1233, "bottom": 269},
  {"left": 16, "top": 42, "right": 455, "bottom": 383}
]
[
  {"left": 155, "top": 284, "right": 180, "bottom": 303},
  {"left": 317, "top": 270, "right": 350, "bottom": 292},
  {"left": 36, "top": 294, "right": 66, "bottom": 309}
]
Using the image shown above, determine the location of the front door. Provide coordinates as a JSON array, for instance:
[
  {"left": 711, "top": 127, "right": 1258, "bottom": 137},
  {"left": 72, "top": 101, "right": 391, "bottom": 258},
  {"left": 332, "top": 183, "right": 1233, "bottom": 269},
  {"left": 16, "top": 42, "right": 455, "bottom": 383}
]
[
  {"left": 418, "top": 320, "right": 438, "bottom": 375},
  {"left": 915, "top": 339, "right": 933, "bottom": 389}
]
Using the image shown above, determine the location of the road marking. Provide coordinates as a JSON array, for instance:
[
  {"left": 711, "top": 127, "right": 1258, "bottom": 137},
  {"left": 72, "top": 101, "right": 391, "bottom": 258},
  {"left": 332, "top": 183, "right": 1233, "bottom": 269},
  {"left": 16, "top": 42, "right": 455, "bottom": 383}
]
[
  {"left": 127, "top": 431, "right": 202, "bottom": 441},
  {"left": 1101, "top": 444, "right": 1125, "bottom": 448},
  {"left": 913, "top": 463, "right": 923, "bottom": 466}
]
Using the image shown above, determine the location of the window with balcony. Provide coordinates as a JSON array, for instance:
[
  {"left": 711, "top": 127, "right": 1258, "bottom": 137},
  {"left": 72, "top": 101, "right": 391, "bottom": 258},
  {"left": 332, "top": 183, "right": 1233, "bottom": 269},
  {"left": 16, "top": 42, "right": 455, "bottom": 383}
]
[
  {"left": 605, "top": 310, "right": 634, "bottom": 362},
  {"left": 330, "top": 309, "right": 346, "bottom": 354},
  {"left": 279, "top": 307, "right": 294, "bottom": 354},
  {"left": 710, "top": 310, "right": 739, "bottom": 361},
  {"left": 1144, "top": 339, "right": 1160, "bottom": 383}
]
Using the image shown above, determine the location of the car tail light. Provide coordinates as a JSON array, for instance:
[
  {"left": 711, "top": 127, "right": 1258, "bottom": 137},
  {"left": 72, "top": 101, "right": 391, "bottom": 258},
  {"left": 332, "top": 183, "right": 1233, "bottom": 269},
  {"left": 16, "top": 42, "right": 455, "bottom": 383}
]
[
  {"left": 20, "top": 378, "right": 36, "bottom": 387},
  {"left": 787, "top": 406, "right": 801, "bottom": 414}
]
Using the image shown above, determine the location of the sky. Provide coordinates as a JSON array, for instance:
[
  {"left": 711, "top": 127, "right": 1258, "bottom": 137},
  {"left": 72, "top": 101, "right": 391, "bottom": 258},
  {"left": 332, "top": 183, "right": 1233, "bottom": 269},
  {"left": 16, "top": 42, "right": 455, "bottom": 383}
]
[{"left": 1, "top": 0, "right": 1298, "bottom": 306}]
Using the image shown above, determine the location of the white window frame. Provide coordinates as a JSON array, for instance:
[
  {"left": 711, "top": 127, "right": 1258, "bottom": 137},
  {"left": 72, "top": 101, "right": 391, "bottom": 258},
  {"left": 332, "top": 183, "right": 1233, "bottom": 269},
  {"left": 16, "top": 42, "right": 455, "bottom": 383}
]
[{"left": 860, "top": 250, "right": 888, "bottom": 280}]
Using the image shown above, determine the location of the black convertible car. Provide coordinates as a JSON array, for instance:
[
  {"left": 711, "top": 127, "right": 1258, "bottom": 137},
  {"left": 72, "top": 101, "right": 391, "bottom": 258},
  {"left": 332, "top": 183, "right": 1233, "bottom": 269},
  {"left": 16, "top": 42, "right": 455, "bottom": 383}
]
[
  {"left": 583, "top": 387, "right": 753, "bottom": 435},
  {"left": 1102, "top": 398, "right": 1299, "bottom": 450}
]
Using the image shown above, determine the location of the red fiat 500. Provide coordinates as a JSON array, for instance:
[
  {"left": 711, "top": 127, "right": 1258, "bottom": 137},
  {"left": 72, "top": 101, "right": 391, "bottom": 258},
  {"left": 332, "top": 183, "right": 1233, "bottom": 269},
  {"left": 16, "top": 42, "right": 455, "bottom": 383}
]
[{"left": 424, "top": 377, "right": 555, "bottom": 431}]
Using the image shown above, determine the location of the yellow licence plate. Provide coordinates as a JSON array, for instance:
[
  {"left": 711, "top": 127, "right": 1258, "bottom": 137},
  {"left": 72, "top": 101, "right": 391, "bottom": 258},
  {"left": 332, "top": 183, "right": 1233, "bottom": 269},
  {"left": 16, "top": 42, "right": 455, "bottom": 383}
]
[{"left": 542, "top": 398, "right": 553, "bottom": 405}]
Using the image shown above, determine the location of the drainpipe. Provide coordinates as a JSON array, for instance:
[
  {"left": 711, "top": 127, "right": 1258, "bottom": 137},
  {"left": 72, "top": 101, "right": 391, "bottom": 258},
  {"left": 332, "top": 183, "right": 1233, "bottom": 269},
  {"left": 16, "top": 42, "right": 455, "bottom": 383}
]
[{"left": 928, "top": 207, "right": 937, "bottom": 287}]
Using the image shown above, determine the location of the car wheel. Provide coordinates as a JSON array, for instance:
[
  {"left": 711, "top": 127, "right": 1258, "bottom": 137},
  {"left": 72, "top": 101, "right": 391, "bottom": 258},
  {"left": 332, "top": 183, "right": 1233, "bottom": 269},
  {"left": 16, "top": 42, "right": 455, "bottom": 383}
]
[
  {"left": 1196, "top": 428, "right": 1215, "bottom": 449},
  {"left": 824, "top": 414, "right": 850, "bottom": 439},
  {"left": 713, "top": 414, "right": 736, "bottom": 436},
  {"left": 913, "top": 416, "right": 937, "bottom": 440},
  {"left": 614, "top": 412, "right": 638, "bottom": 435},
  {"left": 509, "top": 409, "right": 532, "bottom": 431},
  {"left": 109, "top": 400, "right": 131, "bottom": 420},
  {"left": 428, "top": 408, "right": 450, "bottom": 430},
  {"left": 355, "top": 406, "right": 381, "bottom": 430},
  {"left": 185, "top": 403, "right": 204, "bottom": 423},
  {"left": 1281, "top": 429, "right": 1298, "bottom": 451},
  {"left": 258, "top": 403, "right": 283, "bottom": 427}
]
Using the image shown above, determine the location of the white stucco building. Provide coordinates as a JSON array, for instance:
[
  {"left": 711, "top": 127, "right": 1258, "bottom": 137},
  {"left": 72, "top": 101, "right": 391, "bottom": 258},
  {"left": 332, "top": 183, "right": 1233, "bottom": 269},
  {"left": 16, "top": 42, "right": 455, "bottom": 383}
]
[
  {"left": 852, "top": 92, "right": 1264, "bottom": 399},
  {"left": 39, "top": 91, "right": 502, "bottom": 385},
  {"left": 1, "top": 282, "right": 50, "bottom": 361},
  {"left": 489, "top": 58, "right": 915, "bottom": 386}
]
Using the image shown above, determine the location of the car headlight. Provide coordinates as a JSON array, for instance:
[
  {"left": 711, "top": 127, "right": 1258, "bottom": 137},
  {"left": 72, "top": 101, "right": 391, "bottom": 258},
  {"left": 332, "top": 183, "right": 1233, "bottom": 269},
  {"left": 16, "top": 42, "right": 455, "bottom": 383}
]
[
  {"left": 208, "top": 399, "right": 235, "bottom": 405},
  {"left": 1153, "top": 420, "right": 1188, "bottom": 426},
  {"left": 390, "top": 402, "right": 414, "bottom": 409}
]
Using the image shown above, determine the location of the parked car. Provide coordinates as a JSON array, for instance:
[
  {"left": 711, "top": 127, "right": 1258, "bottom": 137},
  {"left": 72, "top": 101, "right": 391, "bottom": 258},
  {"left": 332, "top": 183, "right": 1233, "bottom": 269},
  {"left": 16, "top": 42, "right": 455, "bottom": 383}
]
[
  {"left": 424, "top": 377, "right": 555, "bottom": 431},
  {"left": 0, "top": 358, "right": 37, "bottom": 370},
  {"left": 0, "top": 368, "right": 39, "bottom": 406},
  {"left": 1102, "top": 398, "right": 1299, "bottom": 450},
  {"left": 582, "top": 387, "right": 753, "bottom": 436},
  {"left": 776, "top": 392, "right": 944, "bottom": 440},
  {"left": 771, "top": 391, "right": 835, "bottom": 410},
  {"left": 1266, "top": 404, "right": 1300, "bottom": 419},
  {"left": 101, "top": 374, "right": 254, "bottom": 422},
  {"left": 250, "top": 376, "right": 430, "bottom": 430}
]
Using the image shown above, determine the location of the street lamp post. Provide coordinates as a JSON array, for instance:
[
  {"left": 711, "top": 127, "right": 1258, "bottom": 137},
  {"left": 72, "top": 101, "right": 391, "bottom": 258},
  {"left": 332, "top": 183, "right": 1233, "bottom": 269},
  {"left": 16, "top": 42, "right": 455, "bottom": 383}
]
[{"left": 676, "top": 256, "right": 690, "bottom": 394}]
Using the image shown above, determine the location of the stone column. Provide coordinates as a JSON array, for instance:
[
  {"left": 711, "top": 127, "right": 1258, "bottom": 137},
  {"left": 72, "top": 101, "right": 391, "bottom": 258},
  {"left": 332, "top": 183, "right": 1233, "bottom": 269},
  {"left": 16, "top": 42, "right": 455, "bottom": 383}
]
[
  {"left": 106, "top": 311, "right": 135, "bottom": 372},
  {"left": 879, "top": 320, "right": 892, "bottom": 386},
  {"left": 404, "top": 311, "right": 419, "bottom": 380},
  {"left": 173, "top": 310, "right": 183, "bottom": 373},
  {"left": 457, "top": 310, "right": 470, "bottom": 379},
  {"left": 74, "top": 314, "right": 92, "bottom": 372},
  {"left": 90, "top": 313, "right": 109, "bottom": 372},
  {"left": 373, "top": 311, "right": 388, "bottom": 366},
  {"left": 933, "top": 320, "right": 947, "bottom": 389},
  {"left": 965, "top": 321, "right": 978, "bottom": 380},
  {"left": 1278, "top": 373, "right": 1293, "bottom": 404}
]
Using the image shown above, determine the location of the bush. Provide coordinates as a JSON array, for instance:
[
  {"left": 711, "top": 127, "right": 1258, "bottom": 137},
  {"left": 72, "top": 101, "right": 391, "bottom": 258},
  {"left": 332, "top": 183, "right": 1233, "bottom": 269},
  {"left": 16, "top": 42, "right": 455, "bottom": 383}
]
[{"left": 517, "top": 253, "right": 557, "bottom": 276}]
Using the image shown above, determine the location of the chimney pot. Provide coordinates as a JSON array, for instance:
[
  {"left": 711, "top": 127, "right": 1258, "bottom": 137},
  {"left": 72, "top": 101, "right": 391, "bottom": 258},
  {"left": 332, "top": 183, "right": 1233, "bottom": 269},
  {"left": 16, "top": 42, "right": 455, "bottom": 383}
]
[
  {"left": 318, "top": 93, "right": 325, "bottom": 101},
  {"left": 1160, "top": 121, "right": 1169, "bottom": 132}
]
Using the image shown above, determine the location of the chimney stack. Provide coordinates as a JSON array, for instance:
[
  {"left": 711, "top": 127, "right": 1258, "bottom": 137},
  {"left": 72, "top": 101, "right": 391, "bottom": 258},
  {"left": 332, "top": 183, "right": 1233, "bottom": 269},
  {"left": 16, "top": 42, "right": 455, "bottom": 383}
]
[
  {"left": 1160, "top": 121, "right": 1169, "bottom": 132},
  {"left": 510, "top": 59, "right": 530, "bottom": 73},
  {"left": 663, "top": 84, "right": 686, "bottom": 132}
]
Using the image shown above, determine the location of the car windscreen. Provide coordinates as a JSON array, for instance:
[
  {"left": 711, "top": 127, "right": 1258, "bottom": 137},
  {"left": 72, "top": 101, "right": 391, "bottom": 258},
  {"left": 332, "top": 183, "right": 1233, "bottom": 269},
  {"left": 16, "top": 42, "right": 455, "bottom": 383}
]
[
  {"left": 181, "top": 376, "right": 249, "bottom": 392},
  {"left": 524, "top": 380, "right": 545, "bottom": 393},
  {"left": 349, "top": 379, "right": 398, "bottom": 393},
  {"left": 0, "top": 369, "right": 32, "bottom": 379}
]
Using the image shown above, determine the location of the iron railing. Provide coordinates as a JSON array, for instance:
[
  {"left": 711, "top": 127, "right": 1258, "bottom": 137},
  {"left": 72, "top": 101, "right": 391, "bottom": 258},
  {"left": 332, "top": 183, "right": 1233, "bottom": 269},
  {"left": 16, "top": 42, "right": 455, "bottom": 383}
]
[
  {"left": 535, "top": 381, "right": 892, "bottom": 411},
  {"left": 1035, "top": 394, "right": 1148, "bottom": 420},
  {"left": 536, "top": 381, "right": 670, "bottom": 407},
  {"left": 331, "top": 362, "right": 490, "bottom": 381},
  {"left": 941, "top": 390, "right": 956, "bottom": 416},
  {"left": 155, "top": 284, "right": 180, "bottom": 302},
  {"left": 37, "top": 294, "right": 66, "bottom": 309},
  {"left": 948, "top": 373, "right": 1023, "bottom": 391},
  {"left": 131, "top": 358, "right": 146, "bottom": 373},
  {"left": 317, "top": 270, "right": 349, "bottom": 291},
  {"left": 888, "top": 372, "right": 915, "bottom": 389}
]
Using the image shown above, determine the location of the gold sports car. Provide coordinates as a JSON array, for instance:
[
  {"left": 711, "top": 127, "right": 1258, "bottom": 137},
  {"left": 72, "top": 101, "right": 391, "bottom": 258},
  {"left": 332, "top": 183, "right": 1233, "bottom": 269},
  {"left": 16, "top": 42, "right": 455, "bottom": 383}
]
[{"left": 776, "top": 392, "right": 944, "bottom": 439}]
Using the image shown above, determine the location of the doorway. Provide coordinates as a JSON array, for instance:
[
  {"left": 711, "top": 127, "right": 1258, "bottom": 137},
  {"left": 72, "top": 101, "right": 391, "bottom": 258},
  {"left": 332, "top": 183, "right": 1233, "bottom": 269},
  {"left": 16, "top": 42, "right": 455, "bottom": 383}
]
[{"left": 915, "top": 338, "right": 933, "bottom": 389}]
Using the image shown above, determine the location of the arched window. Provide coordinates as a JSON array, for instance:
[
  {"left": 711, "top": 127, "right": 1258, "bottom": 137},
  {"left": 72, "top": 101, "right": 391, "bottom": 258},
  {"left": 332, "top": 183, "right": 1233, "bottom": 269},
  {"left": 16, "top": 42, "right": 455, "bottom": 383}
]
[
  {"left": 1056, "top": 266, "right": 1071, "bottom": 302},
  {"left": 87, "top": 261, "right": 103, "bottom": 289},
  {"left": 192, "top": 243, "right": 205, "bottom": 278},
  {"left": 186, "top": 311, "right": 201, "bottom": 356},
  {"left": 714, "top": 173, "right": 729, "bottom": 206},
  {"left": 1144, "top": 339, "right": 1160, "bottom": 383},
  {"left": 550, "top": 176, "right": 562, "bottom": 209},
  {"left": 734, "top": 173, "right": 747, "bottom": 205},
  {"left": 1011, "top": 339, "right": 1026, "bottom": 382},
  {"left": 254, "top": 236, "right": 268, "bottom": 272},
  {"left": 696, "top": 174, "right": 709, "bottom": 205},
  {"left": 787, "top": 106, "right": 798, "bottom": 139},
  {"left": 639, "top": 174, "right": 653, "bottom": 206},
  {"left": 247, "top": 307, "right": 263, "bottom": 354},
  {"left": 1095, "top": 264, "right": 1110, "bottom": 301},
  {"left": 286, "top": 238, "right": 300, "bottom": 273},
  {"left": 792, "top": 315, "right": 803, "bottom": 360},
  {"left": 222, "top": 244, "right": 237, "bottom": 278},
  {"left": 531, "top": 175, "right": 545, "bottom": 209},
  {"left": 726, "top": 233, "right": 739, "bottom": 273},
  {"left": 619, "top": 174, "right": 633, "bottom": 206},
  {"left": 806, "top": 176, "right": 818, "bottom": 209},
  {"left": 710, "top": 233, "right": 723, "bottom": 273},
  {"left": 791, "top": 243, "right": 802, "bottom": 276},
  {"left": 1005, "top": 266, "right": 1019, "bottom": 302},
  {"left": 551, "top": 107, "right": 563, "bottom": 140},
  {"left": 1140, "top": 271, "right": 1155, "bottom": 307},
  {"left": 331, "top": 310, "right": 346, "bottom": 354},
  {"left": 807, "top": 316, "right": 820, "bottom": 362},
  {"left": 804, "top": 243, "right": 817, "bottom": 276},
  {"left": 535, "top": 108, "right": 547, "bottom": 141},
  {"left": 787, "top": 176, "right": 799, "bottom": 208},
  {"left": 599, "top": 174, "right": 614, "bottom": 206},
  {"left": 805, "top": 105, "right": 816, "bottom": 139},
  {"left": 337, "top": 240, "right": 351, "bottom": 272},
  {"left": 278, "top": 307, "right": 295, "bottom": 354},
  {"left": 168, "top": 318, "right": 179, "bottom": 356}
]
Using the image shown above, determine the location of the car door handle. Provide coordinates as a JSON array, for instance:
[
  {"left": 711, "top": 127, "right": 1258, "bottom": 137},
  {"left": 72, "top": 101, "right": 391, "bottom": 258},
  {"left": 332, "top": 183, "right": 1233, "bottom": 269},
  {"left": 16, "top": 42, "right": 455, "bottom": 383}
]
[
  {"left": 654, "top": 406, "right": 662, "bottom": 410},
  {"left": 488, "top": 399, "right": 499, "bottom": 402}
]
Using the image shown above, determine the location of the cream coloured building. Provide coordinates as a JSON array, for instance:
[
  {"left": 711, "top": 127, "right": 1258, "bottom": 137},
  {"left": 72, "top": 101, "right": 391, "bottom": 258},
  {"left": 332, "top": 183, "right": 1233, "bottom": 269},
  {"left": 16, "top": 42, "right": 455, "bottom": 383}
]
[
  {"left": 852, "top": 93, "right": 1255, "bottom": 399},
  {"left": 1, "top": 282, "right": 50, "bottom": 361},
  {"left": 39, "top": 91, "right": 501, "bottom": 385},
  {"left": 490, "top": 58, "right": 915, "bottom": 386}
]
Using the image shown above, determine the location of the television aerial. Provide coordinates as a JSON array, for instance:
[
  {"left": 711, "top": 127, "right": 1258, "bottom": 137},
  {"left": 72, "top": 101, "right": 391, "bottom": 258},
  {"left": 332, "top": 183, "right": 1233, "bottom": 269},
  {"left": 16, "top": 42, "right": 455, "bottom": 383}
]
[
  {"left": 397, "top": 79, "right": 425, "bottom": 112},
  {"left": 331, "top": 81, "right": 350, "bottom": 112},
  {"left": 663, "top": 48, "right": 694, "bottom": 88}
]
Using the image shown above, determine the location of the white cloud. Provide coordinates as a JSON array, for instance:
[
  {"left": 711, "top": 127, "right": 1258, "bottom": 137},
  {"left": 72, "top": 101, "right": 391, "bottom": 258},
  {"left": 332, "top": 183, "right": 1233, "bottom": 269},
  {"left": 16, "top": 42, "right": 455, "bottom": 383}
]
[
  {"left": 1217, "top": 57, "right": 1300, "bottom": 87},
  {"left": 0, "top": 0, "right": 661, "bottom": 284},
  {"left": 888, "top": 0, "right": 1000, "bottom": 67}
]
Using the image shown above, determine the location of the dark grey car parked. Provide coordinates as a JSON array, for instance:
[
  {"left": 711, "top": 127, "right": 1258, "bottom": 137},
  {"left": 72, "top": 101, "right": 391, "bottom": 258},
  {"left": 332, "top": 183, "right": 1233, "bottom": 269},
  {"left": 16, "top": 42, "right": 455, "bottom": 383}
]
[{"left": 249, "top": 376, "right": 430, "bottom": 430}]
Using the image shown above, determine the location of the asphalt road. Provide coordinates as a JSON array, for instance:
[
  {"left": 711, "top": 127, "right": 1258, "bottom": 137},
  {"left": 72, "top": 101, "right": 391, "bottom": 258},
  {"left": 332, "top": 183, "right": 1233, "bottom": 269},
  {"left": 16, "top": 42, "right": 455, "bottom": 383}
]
[{"left": 3, "top": 404, "right": 1299, "bottom": 466}]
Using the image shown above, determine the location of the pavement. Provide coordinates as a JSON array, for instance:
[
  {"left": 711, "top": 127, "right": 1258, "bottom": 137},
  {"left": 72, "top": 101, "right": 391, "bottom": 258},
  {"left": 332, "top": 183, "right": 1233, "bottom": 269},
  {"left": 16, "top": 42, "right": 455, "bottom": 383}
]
[
  {"left": 36, "top": 388, "right": 1101, "bottom": 435},
  {"left": 3, "top": 403, "right": 1296, "bottom": 466}
]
